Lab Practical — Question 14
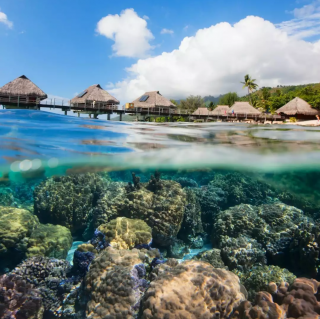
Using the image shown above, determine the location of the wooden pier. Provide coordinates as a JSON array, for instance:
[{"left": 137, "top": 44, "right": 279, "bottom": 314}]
[{"left": 0, "top": 95, "right": 283, "bottom": 122}]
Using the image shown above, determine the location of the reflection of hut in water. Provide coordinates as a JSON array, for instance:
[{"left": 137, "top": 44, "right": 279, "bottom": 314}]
[
  {"left": 130, "top": 91, "right": 176, "bottom": 109},
  {"left": 276, "top": 97, "right": 319, "bottom": 120},
  {"left": 70, "top": 84, "right": 119, "bottom": 109},
  {"left": 228, "top": 102, "right": 261, "bottom": 115},
  {"left": 0, "top": 75, "right": 47, "bottom": 108},
  {"left": 211, "top": 105, "right": 230, "bottom": 115}
]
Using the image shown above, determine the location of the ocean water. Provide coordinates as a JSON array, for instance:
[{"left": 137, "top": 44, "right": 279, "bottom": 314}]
[{"left": 1, "top": 109, "right": 320, "bottom": 318}]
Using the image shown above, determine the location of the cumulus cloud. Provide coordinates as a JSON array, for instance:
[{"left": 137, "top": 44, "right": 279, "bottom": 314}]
[
  {"left": 108, "top": 16, "right": 320, "bottom": 103},
  {"left": 161, "top": 28, "right": 174, "bottom": 34},
  {"left": 96, "top": 8, "right": 154, "bottom": 58},
  {"left": 0, "top": 10, "right": 13, "bottom": 28}
]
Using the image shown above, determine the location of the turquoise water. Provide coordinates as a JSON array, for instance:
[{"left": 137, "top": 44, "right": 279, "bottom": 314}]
[{"left": 1, "top": 109, "right": 320, "bottom": 318}]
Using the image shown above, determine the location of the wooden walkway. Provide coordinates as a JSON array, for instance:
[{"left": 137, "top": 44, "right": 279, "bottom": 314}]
[{"left": 0, "top": 96, "right": 283, "bottom": 121}]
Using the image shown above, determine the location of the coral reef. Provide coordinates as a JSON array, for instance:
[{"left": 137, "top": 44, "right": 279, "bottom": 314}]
[
  {"left": 117, "top": 173, "right": 186, "bottom": 246},
  {"left": 234, "top": 265, "right": 296, "bottom": 301},
  {"left": 236, "top": 278, "right": 320, "bottom": 319},
  {"left": 0, "top": 273, "right": 43, "bottom": 319},
  {"left": 209, "top": 172, "right": 273, "bottom": 207},
  {"left": 98, "top": 217, "right": 152, "bottom": 250},
  {"left": 141, "top": 260, "right": 246, "bottom": 318},
  {"left": 0, "top": 206, "right": 39, "bottom": 271},
  {"left": 192, "top": 248, "right": 227, "bottom": 269},
  {"left": 11, "top": 256, "right": 80, "bottom": 318},
  {"left": 83, "top": 247, "right": 149, "bottom": 318},
  {"left": 34, "top": 173, "right": 106, "bottom": 236},
  {"left": 85, "top": 181, "right": 127, "bottom": 239},
  {"left": 26, "top": 223, "right": 72, "bottom": 259},
  {"left": 174, "top": 177, "right": 198, "bottom": 188},
  {"left": 212, "top": 203, "right": 313, "bottom": 272},
  {"left": 178, "top": 187, "right": 204, "bottom": 243}
]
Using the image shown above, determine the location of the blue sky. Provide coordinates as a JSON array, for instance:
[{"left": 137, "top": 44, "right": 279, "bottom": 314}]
[{"left": 1, "top": 0, "right": 320, "bottom": 109}]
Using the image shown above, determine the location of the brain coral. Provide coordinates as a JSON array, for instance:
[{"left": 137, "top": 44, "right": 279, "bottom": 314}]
[
  {"left": 118, "top": 175, "right": 186, "bottom": 246},
  {"left": 26, "top": 223, "right": 72, "bottom": 259},
  {"left": 98, "top": 217, "right": 152, "bottom": 250},
  {"left": 141, "top": 260, "right": 246, "bottom": 318},
  {"left": 0, "top": 273, "right": 43, "bottom": 319},
  {"left": 34, "top": 173, "right": 106, "bottom": 235},
  {"left": 83, "top": 246, "right": 149, "bottom": 319},
  {"left": 0, "top": 206, "right": 39, "bottom": 270}
]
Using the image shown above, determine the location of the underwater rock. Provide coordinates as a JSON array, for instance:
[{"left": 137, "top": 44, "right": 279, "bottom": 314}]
[
  {"left": 0, "top": 206, "right": 39, "bottom": 271},
  {"left": 98, "top": 217, "right": 152, "bottom": 250},
  {"left": 85, "top": 181, "right": 127, "bottom": 239},
  {"left": 141, "top": 260, "right": 246, "bottom": 318},
  {"left": 236, "top": 278, "right": 320, "bottom": 319},
  {"left": 118, "top": 173, "right": 186, "bottom": 246},
  {"left": 82, "top": 247, "right": 150, "bottom": 318},
  {"left": 233, "top": 265, "right": 296, "bottom": 301},
  {"left": 192, "top": 248, "right": 227, "bottom": 269},
  {"left": 11, "top": 256, "right": 80, "bottom": 318},
  {"left": 0, "top": 273, "right": 43, "bottom": 319},
  {"left": 26, "top": 223, "right": 72, "bottom": 259},
  {"left": 34, "top": 173, "right": 106, "bottom": 236},
  {"left": 178, "top": 187, "right": 204, "bottom": 243},
  {"left": 168, "top": 238, "right": 190, "bottom": 259},
  {"left": 72, "top": 250, "right": 95, "bottom": 277}
]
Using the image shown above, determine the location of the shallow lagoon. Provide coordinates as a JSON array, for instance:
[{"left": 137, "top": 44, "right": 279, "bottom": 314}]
[{"left": 1, "top": 110, "right": 320, "bottom": 318}]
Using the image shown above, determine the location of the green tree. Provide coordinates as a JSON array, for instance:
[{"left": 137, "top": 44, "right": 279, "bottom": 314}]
[
  {"left": 261, "top": 87, "right": 271, "bottom": 101},
  {"left": 180, "top": 95, "right": 205, "bottom": 113},
  {"left": 170, "top": 99, "right": 178, "bottom": 106},
  {"left": 208, "top": 101, "right": 215, "bottom": 110},
  {"left": 241, "top": 74, "right": 259, "bottom": 105},
  {"left": 218, "top": 92, "right": 240, "bottom": 107}
]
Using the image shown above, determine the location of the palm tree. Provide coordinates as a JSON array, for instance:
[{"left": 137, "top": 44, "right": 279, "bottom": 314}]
[{"left": 241, "top": 74, "right": 259, "bottom": 105}]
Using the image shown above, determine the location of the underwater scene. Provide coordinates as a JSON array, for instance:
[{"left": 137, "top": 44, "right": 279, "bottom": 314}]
[{"left": 2, "top": 110, "right": 320, "bottom": 319}]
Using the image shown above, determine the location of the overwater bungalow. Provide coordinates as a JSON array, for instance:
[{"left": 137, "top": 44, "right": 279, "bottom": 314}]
[
  {"left": 130, "top": 91, "right": 176, "bottom": 109},
  {"left": 192, "top": 107, "right": 212, "bottom": 115},
  {"left": 228, "top": 102, "right": 261, "bottom": 116},
  {"left": 211, "top": 105, "right": 230, "bottom": 115},
  {"left": 0, "top": 75, "right": 47, "bottom": 108},
  {"left": 70, "top": 84, "right": 119, "bottom": 110},
  {"left": 276, "top": 97, "right": 319, "bottom": 120}
]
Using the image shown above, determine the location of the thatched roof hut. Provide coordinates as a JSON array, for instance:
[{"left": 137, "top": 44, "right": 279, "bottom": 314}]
[
  {"left": 71, "top": 84, "right": 119, "bottom": 106},
  {"left": 192, "top": 107, "right": 212, "bottom": 115},
  {"left": 276, "top": 97, "right": 319, "bottom": 116},
  {"left": 228, "top": 102, "right": 261, "bottom": 115},
  {"left": 131, "top": 91, "right": 176, "bottom": 108},
  {"left": 211, "top": 105, "right": 230, "bottom": 115},
  {"left": 0, "top": 75, "right": 47, "bottom": 99}
]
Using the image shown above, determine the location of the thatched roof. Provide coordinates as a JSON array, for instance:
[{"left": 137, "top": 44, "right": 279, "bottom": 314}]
[
  {"left": 211, "top": 105, "right": 230, "bottom": 115},
  {"left": 192, "top": 107, "right": 212, "bottom": 115},
  {"left": 0, "top": 75, "right": 47, "bottom": 99},
  {"left": 228, "top": 102, "right": 261, "bottom": 115},
  {"left": 131, "top": 91, "right": 176, "bottom": 108},
  {"left": 71, "top": 84, "right": 119, "bottom": 105},
  {"left": 276, "top": 97, "right": 319, "bottom": 115}
]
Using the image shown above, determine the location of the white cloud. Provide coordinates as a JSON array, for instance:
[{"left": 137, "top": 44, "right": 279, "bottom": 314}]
[
  {"left": 143, "top": 15, "right": 149, "bottom": 20},
  {"left": 161, "top": 28, "right": 174, "bottom": 34},
  {"left": 0, "top": 10, "right": 13, "bottom": 28},
  {"left": 108, "top": 16, "right": 320, "bottom": 103},
  {"left": 278, "top": 0, "right": 320, "bottom": 38},
  {"left": 96, "top": 8, "right": 154, "bottom": 58}
]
